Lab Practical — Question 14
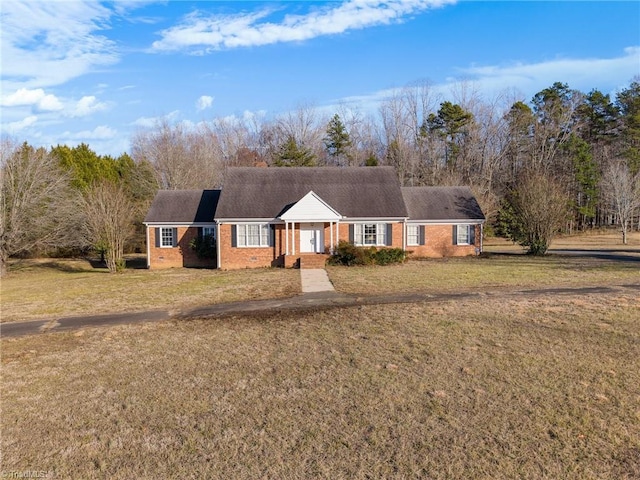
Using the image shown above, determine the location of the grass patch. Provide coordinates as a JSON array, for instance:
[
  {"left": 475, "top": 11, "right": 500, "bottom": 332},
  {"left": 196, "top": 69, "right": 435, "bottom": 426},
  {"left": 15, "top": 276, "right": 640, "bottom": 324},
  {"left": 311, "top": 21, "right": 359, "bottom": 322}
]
[
  {"left": 327, "top": 254, "right": 640, "bottom": 296},
  {"left": 1, "top": 257, "right": 300, "bottom": 323},
  {"left": 2, "top": 291, "right": 639, "bottom": 478}
]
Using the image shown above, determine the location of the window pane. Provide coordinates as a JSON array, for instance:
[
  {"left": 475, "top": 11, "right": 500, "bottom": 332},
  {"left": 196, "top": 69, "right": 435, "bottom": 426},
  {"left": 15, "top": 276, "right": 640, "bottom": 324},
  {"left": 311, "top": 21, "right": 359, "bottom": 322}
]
[
  {"left": 260, "top": 225, "right": 269, "bottom": 246},
  {"left": 161, "top": 228, "right": 173, "bottom": 247},
  {"left": 364, "top": 224, "right": 376, "bottom": 245},
  {"left": 457, "top": 225, "right": 469, "bottom": 244},
  {"left": 407, "top": 225, "right": 419, "bottom": 246},
  {"left": 237, "top": 225, "right": 246, "bottom": 247},
  {"left": 203, "top": 227, "right": 215, "bottom": 238},
  {"left": 247, "top": 224, "right": 260, "bottom": 246}
]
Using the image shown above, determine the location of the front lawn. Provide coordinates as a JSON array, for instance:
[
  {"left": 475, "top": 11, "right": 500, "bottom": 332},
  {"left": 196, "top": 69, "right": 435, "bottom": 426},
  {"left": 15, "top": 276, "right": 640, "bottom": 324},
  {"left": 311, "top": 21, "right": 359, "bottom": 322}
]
[{"left": 1, "top": 257, "right": 300, "bottom": 323}]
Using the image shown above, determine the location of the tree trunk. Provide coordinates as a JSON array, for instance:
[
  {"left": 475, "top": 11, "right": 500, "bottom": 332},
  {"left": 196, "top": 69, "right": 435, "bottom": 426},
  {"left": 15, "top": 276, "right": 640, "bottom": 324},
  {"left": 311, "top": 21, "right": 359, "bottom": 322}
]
[{"left": 0, "top": 251, "right": 8, "bottom": 278}]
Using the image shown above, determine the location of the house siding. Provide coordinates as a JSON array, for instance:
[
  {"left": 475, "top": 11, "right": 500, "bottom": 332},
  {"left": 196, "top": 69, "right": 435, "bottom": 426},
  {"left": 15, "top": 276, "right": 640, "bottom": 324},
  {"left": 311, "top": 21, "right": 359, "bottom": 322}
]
[
  {"left": 408, "top": 224, "right": 481, "bottom": 258},
  {"left": 148, "top": 226, "right": 216, "bottom": 269}
]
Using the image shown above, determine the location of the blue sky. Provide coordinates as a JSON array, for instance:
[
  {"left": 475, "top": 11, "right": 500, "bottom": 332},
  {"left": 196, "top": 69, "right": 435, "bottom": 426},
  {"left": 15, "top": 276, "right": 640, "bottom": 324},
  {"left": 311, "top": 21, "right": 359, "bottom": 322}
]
[{"left": 1, "top": 0, "right": 639, "bottom": 156}]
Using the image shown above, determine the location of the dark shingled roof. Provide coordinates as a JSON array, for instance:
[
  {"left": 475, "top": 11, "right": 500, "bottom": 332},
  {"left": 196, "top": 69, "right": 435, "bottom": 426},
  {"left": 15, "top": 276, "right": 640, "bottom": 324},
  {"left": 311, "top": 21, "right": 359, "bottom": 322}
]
[
  {"left": 215, "top": 167, "right": 408, "bottom": 219},
  {"left": 144, "top": 190, "right": 220, "bottom": 223},
  {"left": 401, "top": 186, "right": 485, "bottom": 221}
]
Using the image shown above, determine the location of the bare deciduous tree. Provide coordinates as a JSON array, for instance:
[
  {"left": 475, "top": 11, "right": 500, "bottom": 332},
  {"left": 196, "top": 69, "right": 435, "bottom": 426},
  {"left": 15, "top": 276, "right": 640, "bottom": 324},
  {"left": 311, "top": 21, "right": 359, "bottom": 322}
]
[
  {"left": 0, "top": 139, "right": 78, "bottom": 277},
  {"left": 131, "top": 118, "right": 224, "bottom": 189},
  {"left": 79, "top": 181, "right": 136, "bottom": 273},
  {"left": 601, "top": 160, "right": 640, "bottom": 244}
]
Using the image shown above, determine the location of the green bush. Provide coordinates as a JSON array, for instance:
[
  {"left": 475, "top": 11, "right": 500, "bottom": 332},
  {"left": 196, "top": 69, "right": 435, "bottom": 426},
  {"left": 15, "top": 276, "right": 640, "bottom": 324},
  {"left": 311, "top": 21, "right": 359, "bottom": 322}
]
[
  {"left": 328, "top": 241, "right": 407, "bottom": 266},
  {"left": 190, "top": 234, "right": 216, "bottom": 259},
  {"left": 373, "top": 247, "right": 407, "bottom": 265}
]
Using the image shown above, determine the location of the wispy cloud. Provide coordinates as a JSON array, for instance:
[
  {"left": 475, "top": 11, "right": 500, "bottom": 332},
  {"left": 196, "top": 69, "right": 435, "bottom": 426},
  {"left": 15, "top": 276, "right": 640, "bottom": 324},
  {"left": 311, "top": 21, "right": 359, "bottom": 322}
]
[
  {"left": 151, "top": 0, "right": 455, "bottom": 53},
  {"left": 0, "top": 1, "right": 122, "bottom": 90},
  {"left": 131, "top": 110, "right": 181, "bottom": 128},
  {"left": 5, "top": 115, "right": 38, "bottom": 134},
  {"left": 64, "top": 125, "right": 117, "bottom": 140},
  {"left": 455, "top": 46, "right": 640, "bottom": 99},
  {"left": 334, "top": 47, "right": 640, "bottom": 113}
]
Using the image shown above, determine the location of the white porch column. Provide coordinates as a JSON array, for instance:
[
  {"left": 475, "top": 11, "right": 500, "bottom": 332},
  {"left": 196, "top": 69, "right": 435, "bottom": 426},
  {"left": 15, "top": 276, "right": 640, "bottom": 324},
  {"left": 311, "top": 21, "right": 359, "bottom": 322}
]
[
  {"left": 292, "top": 222, "right": 296, "bottom": 255},
  {"left": 329, "top": 221, "right": 334, "bottom": 254},
  {"left": 285, "top": 222, "right": 289, "bottom": 256}
]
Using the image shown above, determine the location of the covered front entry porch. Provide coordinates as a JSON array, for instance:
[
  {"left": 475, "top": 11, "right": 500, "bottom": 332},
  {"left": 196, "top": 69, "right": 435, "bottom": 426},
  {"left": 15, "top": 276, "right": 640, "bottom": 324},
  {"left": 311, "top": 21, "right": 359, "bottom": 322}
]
[{"left": 279, "top": 190, "right": 342, "bottom": 269}]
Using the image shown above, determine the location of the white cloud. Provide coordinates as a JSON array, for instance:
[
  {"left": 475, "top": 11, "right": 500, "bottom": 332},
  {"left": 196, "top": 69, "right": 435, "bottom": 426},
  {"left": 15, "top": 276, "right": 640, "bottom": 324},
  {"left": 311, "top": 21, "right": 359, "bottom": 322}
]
[
  {"left": 64, "top": 125, "right": 117, "bottom": 140},
  {"left": 131, "top": 110, "right": 181, "bottom": 128},
  {"left": 72, "top": 96, "right": 109, "bottom": 117},
  {"left": 4, "top": 115, "right": 38, "bottom": 134},
  {"left": 1, "top": 88, "right": 63, "bottom": 111},
  {"left": 152, "top": 0, "right": 455, "bottom": 53},
  {"left": 332, "top": 47, "right": 640, "bottom": 115},
  {"left": 458, "top": 46, "right": 640, "bottom": 99},
  {"left": 196, "top": 95, "right": 214, "bottom": 111},
  {"left": 0, "top": 1, "right": 129, "bottom": 90},
  {"left": 38, "top": 94, "right": 64, "bottom": 112}
]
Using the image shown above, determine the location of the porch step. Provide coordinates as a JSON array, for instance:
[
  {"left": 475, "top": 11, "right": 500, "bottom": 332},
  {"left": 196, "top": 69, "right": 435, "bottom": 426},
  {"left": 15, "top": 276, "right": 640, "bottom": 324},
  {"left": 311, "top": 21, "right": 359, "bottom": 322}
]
[{"left": 298, "top": 254, "right": 330, "bottom": 269}]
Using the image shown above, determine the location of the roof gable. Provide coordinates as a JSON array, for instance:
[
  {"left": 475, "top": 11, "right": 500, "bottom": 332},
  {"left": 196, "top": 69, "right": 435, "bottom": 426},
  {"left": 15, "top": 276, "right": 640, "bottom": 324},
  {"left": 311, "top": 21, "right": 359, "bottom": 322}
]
[{"left": 280, "top": 190, "right": 342, "bottom": 221}]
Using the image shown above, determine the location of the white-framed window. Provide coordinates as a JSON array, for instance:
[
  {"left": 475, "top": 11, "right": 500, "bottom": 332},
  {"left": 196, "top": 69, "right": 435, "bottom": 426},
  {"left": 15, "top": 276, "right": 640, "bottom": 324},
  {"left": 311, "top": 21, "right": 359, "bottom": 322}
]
[
  {"left": 354, "top": 223, "right": 387, "bottom": 246},
  {"left": 407, "top": 225, "right": 420, "bottom": 246},
  {"left": 236, "top": 224, "right": 271, "bottom": 247},
  {"left": 160, "top": 227, "right": 175, "bottom": 248},
  {"left": 202, "top": 226, "right": 215, "bottom": 238},
  {"left": 455, "top": 225, "right": 472, "bottom": 245}
]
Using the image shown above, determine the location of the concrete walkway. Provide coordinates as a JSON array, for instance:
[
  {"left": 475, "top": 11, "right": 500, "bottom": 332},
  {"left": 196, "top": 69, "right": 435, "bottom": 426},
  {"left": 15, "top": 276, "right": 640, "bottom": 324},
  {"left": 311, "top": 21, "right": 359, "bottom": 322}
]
[{"left": 300, "top": 268, "right": 335, "bottom": 293}]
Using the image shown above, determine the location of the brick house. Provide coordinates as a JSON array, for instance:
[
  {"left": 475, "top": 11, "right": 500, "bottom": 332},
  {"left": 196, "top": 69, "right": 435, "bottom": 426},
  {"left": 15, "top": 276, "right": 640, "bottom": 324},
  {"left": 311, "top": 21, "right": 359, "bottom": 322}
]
[{"left": 143, "top": 167, "right": 485, "bottom": 269}]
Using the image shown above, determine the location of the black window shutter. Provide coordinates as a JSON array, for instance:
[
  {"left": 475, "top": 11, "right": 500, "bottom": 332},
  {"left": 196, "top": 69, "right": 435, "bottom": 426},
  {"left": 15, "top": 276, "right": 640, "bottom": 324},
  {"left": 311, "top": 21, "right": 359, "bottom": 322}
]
[
  {"left": 348, "top": 224, "right": 355, "bottom": 244},
  {"left": 419, "top": 225, "right": 426, "bottom": 245},
  {"left": 231, "top": 225, "right": 237, "bottom": 248},
  {"left": 270, "top": 224, "right": 275, "bottom": 247},
  {"left": 155, "top": 228, "right": 160, "bottom": 248},
  {"left": 172, "top": 228, "right": 178, "bottom": 247},
  {"left": 198, "top": 227, "right": 203, "bottom": 240},
  {"left": 469, "top": 225, "right": 476, "bottom": 245},
  {"left": 452, "top": 225, "right": 458, "bottom": 245},
  {"left": 386, "top": 224, "right": 393, "bottom": 246}
]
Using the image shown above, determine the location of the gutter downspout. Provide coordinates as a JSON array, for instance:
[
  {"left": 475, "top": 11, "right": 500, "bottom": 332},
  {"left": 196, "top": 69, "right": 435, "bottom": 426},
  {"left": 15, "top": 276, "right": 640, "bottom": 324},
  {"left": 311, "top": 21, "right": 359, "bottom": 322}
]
[{"left": 216, "top": 222, "right": 222, "bottom": 269}]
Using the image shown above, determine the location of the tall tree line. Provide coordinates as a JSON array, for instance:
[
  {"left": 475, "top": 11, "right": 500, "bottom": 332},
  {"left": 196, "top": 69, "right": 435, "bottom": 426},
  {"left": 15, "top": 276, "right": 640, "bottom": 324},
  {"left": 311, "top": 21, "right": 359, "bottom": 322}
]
[{"left": 2, "top": 78, "right": 639, "bottom": 274}]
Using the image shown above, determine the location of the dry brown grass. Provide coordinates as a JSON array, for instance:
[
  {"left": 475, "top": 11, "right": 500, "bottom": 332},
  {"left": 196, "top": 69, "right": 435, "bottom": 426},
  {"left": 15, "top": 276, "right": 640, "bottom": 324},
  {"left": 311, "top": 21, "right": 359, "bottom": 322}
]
[
  {"left": 2, "top": 290, "right": 639, "bottom": 479},
  {"left": 484, "top": 230, "right": 640, "bottom": 252},
  {"left": 1, "top": 257, "right": 300, "bottom": 323},
  {"left": 327, "top": 254, "right": 639, "bottom": 296}
]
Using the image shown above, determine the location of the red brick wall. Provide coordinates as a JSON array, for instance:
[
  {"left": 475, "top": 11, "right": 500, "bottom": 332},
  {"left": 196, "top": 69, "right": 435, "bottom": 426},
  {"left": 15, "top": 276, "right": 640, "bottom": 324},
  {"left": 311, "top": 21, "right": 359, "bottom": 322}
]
[
  {"left": 337, "top": 222, "right": 404, "bottom": 248},
  {"left": 149, "top": 222, "right": 482, "bottom": 270},
  {"left": 218, "top": 224, "right": 282, "bottom": 269},
  {"left": 407, "top": 224, "right": 481, "bottom": 258},
  {"left": 148, "top": 227, "right": 216, "bottom": 269}
]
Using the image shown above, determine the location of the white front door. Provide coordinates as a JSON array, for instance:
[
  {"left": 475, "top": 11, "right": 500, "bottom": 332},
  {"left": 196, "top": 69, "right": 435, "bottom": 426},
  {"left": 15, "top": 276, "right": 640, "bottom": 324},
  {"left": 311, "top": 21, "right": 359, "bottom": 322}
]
[{"left": 300, "top": 224, "right": 324, "bottom": 253}]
